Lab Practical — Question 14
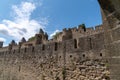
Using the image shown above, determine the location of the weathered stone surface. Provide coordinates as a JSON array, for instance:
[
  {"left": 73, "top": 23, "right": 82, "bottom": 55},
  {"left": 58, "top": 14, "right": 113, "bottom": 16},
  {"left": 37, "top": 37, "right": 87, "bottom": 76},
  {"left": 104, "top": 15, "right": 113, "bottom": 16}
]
[{"left": 0, "top": 0, "right": 120, "bottom": 80}]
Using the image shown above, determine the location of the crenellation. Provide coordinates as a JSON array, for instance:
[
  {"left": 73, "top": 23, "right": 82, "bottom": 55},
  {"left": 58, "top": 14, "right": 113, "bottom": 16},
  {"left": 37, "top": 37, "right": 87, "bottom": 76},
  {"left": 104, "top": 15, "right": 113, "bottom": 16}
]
[
  {"left": 71, "top": 27, "right": 78, "bottom": 32},
  {"left": 63, "top": 28, "right": 67, "bottom": 32},
  {"left": 1, "top": 0, "right": 119, "bottom": 79},
  {"left": 86, "top": 27, "right": 94, "bottom": 32},
  {"left": 95, "top": 25, "right": 103, "bottom": 31},
  {"left": 0, "top": 25, "right": 105, "bottom": 55}
]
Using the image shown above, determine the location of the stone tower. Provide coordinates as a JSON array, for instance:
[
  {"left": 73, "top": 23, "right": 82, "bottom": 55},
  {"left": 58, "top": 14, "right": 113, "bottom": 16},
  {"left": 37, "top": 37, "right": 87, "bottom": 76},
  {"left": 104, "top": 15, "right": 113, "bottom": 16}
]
[
  {"left": 35, "top": 29, "right": 48, "bottom": 45},
  {"left": 62, "top": 28, "right": 72, "bottom": 41},
  {"left": 21, "top": 37, "right": 26, "bottom": 43},
  {"left": 98, "top": 0, "right": 120, "bottom": 79},
  {"left": 10, "top": 40, "right": 17, "bottom": 46},
  {"left": 0, "top": 41, "right": 3, "bottom": 48}
]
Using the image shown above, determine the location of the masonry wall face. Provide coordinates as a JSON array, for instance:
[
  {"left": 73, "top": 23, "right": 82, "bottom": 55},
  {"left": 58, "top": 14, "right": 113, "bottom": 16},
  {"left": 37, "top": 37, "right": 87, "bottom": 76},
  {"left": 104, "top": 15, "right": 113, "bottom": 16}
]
[
  {"left": 0, "top": 0, "right": 119, "bottom": 79},
  {"left": 0, "top": 31, "right": 111, "bottom": 80},
  {"left": 98, "top": 0, "right": 120, "bottom": 79},
  {"left": 106, "top": 25, "right": 120, "bottom": 80}
]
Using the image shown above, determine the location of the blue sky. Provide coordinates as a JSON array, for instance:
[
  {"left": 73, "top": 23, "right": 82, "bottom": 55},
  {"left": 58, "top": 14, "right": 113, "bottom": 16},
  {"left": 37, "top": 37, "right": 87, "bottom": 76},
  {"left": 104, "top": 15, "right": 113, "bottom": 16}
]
[{"left": 0, "top": 0, "right": 102, "bottom": 46}]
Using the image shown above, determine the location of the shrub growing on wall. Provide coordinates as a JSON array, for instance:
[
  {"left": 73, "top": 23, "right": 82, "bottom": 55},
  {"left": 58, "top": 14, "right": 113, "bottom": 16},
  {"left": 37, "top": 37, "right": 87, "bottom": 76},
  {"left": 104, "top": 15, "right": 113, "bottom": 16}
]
[{"left": 28, "top": 36, "right": 35, "bottom": 41}]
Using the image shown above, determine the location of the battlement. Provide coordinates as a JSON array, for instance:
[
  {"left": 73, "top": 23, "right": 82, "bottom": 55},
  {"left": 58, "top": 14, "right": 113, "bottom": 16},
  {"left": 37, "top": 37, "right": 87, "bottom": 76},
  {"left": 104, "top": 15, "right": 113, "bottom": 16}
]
[
  {"left": 61, "top": 24, "right": 103, "bottom": 34},
  {"left": 0, "top": 29, "right": 105, "bottom": 55},
  {"left": 0, "top": 24, "right": 104, "bottom": 52},
  {"left": 51, "top": 24, "right": 103, "bottom": 41},
  {"left": 0, "top": 1, "right": 119, "bottom": 80},
  {"left": 62, "top": 24, "right": 103, "bottom": 34}
]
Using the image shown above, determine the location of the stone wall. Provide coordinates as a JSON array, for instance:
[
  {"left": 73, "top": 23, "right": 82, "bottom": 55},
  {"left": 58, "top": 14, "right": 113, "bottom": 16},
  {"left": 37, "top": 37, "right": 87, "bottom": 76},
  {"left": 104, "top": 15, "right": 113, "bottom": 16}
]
[
  {"left": 54, "top": 25, "right": 104, "bottom": 42},
  {"left": 0, "top": 30, "right": 110, "bottom": 80},
  {"left": 98, "top": 0, "right": 120, "bottom": 80},
  {"left": 1, "top": 0, "right": 119, "bottom": 79}
]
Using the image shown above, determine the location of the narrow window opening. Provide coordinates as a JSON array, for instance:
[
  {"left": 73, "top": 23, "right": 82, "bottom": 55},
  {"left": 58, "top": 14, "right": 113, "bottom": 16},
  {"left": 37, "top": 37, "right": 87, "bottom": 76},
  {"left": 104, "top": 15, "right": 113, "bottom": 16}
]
[
  {"left": 55, "top": 42, "right": 58, "bottom": 51},
  {"left": 24, "top": 48, "right": 27, "bottom": 53},
  {"left": 19, "top": 65, "right": 21, "bottom": 72},
  {"left": 100, "top": 53, "right": 102, "bottom": 57},
  {"left": 13, "top": 50, "right": 15, "bottom": 54},
  {"left": 74, "top": 39, "right": 77, "bottom": 48},
  {"left": 32, "top": 47, "right": 34, "bottom": 52},
  {"left": 18, "top": 49, "right": 20, "bottom": 53},
  {"left": 42, "top": 44, "right": 45, "bottom": 50},
  {"left": 89, "top": 38, "right": 92, "bottom": 49}
]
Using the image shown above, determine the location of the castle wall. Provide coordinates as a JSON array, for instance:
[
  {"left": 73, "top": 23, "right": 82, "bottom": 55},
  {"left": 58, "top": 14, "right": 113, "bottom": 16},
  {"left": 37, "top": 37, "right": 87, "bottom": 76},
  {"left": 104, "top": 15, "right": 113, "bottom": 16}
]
[
  {"left": 72, "top": 25, "right": 104, "bottom": 39},
  {"left": 12, "top": 45, "right": 19, "bottom": 50},
  {"left": 0, "top": 7, "right": 108, "bottom": 80},
  {"left": 105, "top": 24, "right": 120, "bottom": 80},
  {"left": 0, "top": 47, "right": 8, "bottom": 52},
  {"left": 0, "top": 30, "right": 109, "bottom": 80},
  {"left": 98, "top": 0, "right": 120, "bottom": 80},
  {"left": 1, "top": 0, "right": 119, "bottom": 79}
]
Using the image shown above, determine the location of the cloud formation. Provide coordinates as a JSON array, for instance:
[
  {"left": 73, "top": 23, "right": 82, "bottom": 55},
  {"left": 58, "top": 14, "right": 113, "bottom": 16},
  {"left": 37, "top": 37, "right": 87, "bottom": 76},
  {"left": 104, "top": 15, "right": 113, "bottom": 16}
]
[
  {"left": 0, "top": 1, "right": 47, "bottom": 43},
  {"left": 50, "top": 30, "right": 60, "bottom": 38},
  {"left": 0, "top": 38, "right": 6, "bottom": 42}
]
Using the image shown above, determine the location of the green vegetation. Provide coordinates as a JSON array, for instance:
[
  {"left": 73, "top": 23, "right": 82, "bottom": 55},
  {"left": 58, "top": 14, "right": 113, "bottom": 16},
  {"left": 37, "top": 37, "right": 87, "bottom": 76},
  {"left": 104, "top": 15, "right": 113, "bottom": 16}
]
[
  {"left": 28, "top": 36, "right": 35, "bottom": 41},
  {"left": 80, "top": 24, "right": 86, "bottom": 31},
  {"left": 62, "top": 67, "right": 66, "bottom": 80},
  {"left": 52, "top": 32, "right": 61, "bottom": 39}
]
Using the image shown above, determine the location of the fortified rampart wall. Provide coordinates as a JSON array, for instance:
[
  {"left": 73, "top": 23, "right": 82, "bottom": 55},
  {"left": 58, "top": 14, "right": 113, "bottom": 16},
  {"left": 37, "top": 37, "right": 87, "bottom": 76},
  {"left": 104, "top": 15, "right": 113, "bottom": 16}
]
[
  {"left": 0, "top": 24, "right": 104, "bottom": 53},
  {"left": 0, "top": 30, "right": 109, "bottom": 80},
  {"left": 52, "top": 24, "right": 104, "bottom": 42},
  {"left": 0, "top": 29, "right": 104, "bottom": 55},
  {"left": 98, "top": 0, "right": 120, "bottom": 79},
  {"left": 0, "top": 21, "right": 109, "bottom": 80},
  {"left": 0, "top": 0, "right": 120, "bottom": 79}
]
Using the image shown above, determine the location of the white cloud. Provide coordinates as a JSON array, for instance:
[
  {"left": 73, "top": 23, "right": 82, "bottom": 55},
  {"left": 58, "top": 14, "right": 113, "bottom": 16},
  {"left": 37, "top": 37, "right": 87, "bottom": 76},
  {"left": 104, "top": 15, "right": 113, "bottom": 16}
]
[
  {"left": 0, "top": 37, "right": 6, "bottom": 42},
  {"left": 12, "top": 2, "right": 36, "bottom": 20},
  {"left": 0, "top": 1, "right": 47, "bottom": 43},
  {"left": 50, "top": 30, "right": 60, "bottom": 38}
]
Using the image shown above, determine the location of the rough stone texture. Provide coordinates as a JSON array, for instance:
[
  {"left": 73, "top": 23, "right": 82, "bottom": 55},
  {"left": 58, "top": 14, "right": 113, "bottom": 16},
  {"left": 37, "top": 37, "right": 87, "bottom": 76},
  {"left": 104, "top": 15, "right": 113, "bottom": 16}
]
[
  {"left": 0, "top": 0, "right": 120, "bottom": 80},
  {"left": 0, "top": 30, "right": 110, "bottom": 80},
  {"left": 98, "top": 0, "right": 120, "bottom": 80},
  {"left": 0, "top": 52, "right": 109, "bottom": 80}
]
